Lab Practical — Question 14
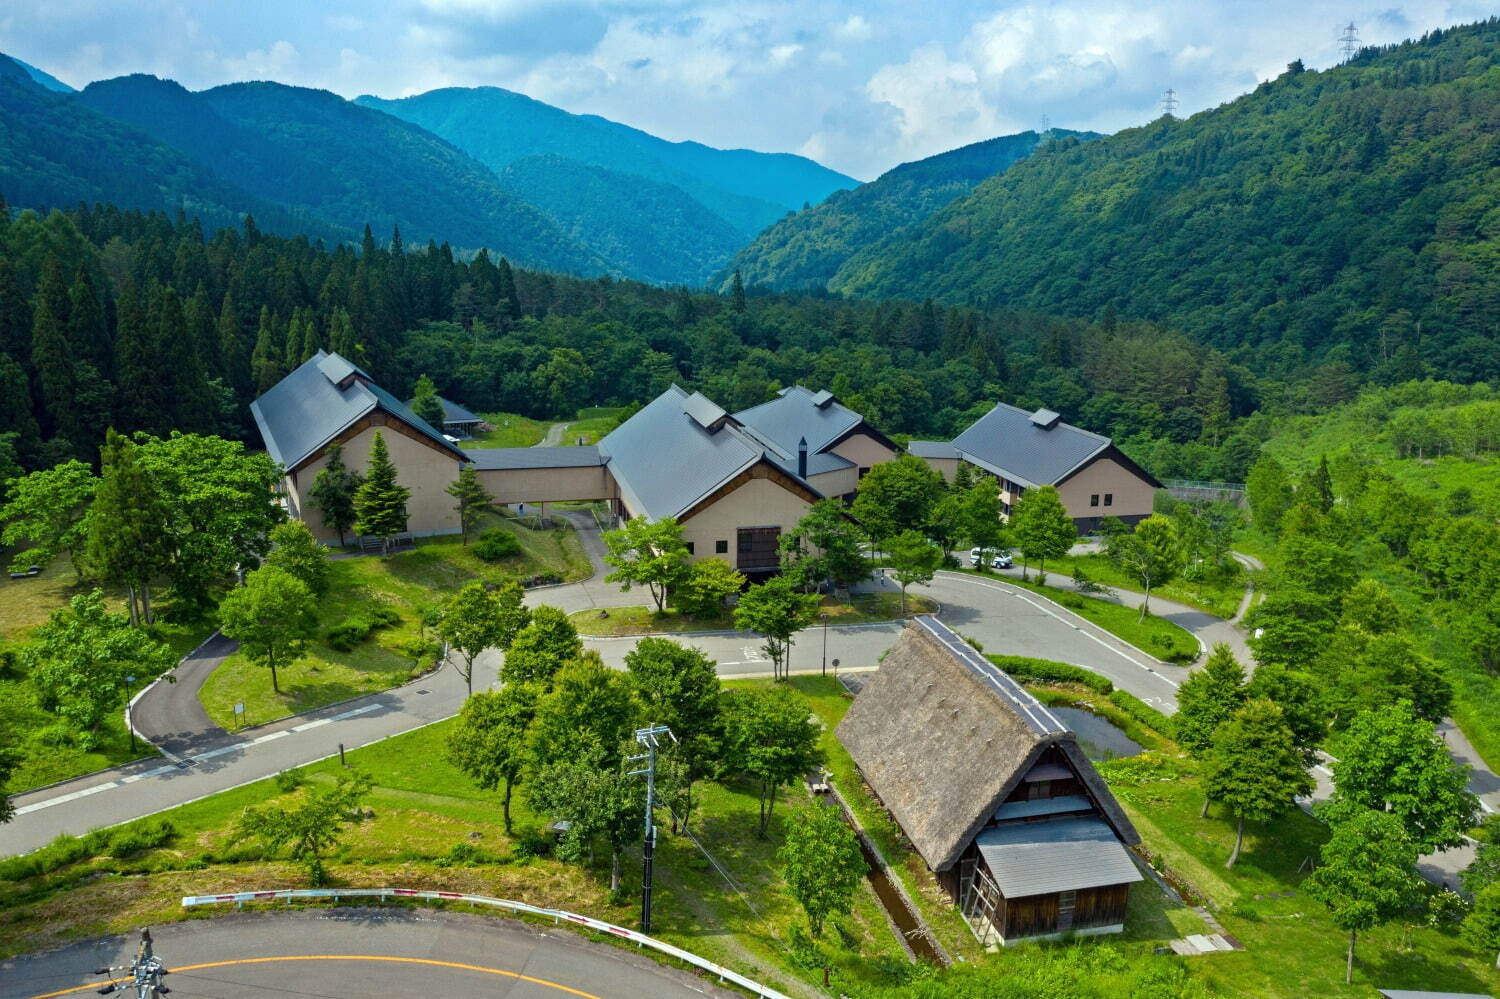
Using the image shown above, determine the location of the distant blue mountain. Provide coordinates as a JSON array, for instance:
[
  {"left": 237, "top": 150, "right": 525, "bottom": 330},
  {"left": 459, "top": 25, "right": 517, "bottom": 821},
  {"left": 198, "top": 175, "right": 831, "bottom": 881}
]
[{"left": 14, "top": 58, "right": 73, "bottom": 93}]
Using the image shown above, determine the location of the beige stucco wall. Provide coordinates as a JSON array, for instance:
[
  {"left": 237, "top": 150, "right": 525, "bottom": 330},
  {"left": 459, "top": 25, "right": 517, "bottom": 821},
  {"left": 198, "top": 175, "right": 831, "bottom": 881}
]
[
  {"left": 288, "top": 426, "right": 463, "bottom": 543},
  {"left": 679, "top": 476, "right": 816, "bottom": 570},
  {"left": 808, "top": 466, "right": 859, "bottom": 499},
  {"left": 920, "top": 456, "right": 961, "bottom": 483},
  {"left": 827, "top": 430, "right": 898, "bottom": 471},
  {"left": 1056, "top": 455, "right": 1156, "bottom": 525},
  {"left": 474, "top": 464, "right": 617, "bottom": 506}
]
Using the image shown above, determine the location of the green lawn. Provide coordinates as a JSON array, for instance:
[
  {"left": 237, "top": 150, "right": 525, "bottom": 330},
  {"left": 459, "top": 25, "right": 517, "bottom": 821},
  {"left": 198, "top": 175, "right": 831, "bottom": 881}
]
[
  {"left": 462, "top": 412, "right": 549, "bottom": 449},
  {"left": 1, "top": 558, "right": 210, "bottom": 793},
  {"left": 957, "top": 568, "right": 1201, "bottom": 664},
  {"left": 561, "top": 407, "right": 628, "bottom": 446},
  {"left": 1044, "top": 552, "right": 1247, "bottom": 620},
  {"left": 570, "top": 591, "right": 940, "bottom": 637},
  {"left": 201, "top": 515, "right": 590, "bottom": 730}
]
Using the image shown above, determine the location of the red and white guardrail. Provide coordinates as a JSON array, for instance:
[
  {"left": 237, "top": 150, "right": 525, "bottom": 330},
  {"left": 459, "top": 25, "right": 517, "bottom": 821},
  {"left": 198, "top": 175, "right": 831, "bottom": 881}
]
[{"left": 182, "top": 887, "right": 793, "bottom": 999}]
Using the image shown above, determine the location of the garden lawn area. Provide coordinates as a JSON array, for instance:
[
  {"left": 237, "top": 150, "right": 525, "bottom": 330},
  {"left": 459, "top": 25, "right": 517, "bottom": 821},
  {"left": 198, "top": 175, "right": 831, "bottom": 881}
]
[
  {"left": 958, "top": 568, "right": 1201, "bottom": 664},
  {"left": 463, "top": 412, "right": 549, "bottom": 449},
  {"left": 561, "top": 407, "right": 628, "bottom": 445},
  {"left": 1, "top": 558, "right": 211, "bottom": 793},
  {"left": 200, "top": 515, "right": 589, "bottom": 729},
  {"left": 1046, "top": 551, "right": 1247, "bottom": 620},
  {"left": 569, "top": 591, "right": 940, "bottom": 637}
]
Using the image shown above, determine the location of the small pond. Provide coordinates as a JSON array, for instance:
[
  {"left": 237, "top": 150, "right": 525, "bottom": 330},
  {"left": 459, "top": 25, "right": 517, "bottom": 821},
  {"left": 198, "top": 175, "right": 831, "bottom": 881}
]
[{"left": 1049, "top": 706, "right": 1143, "bottom": 761}]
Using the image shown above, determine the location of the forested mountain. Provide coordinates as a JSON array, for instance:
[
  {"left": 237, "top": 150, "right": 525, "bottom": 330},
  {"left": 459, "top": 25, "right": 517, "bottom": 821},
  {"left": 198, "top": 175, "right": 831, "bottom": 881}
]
[
  {"left": 354, "top": 87, "right": 856, "bottom": 236},
  {"left": 13, "top": 59, "right": 72, "bottom": 93},
  {"left": 727, "top": 129, "right": 1097, "bottom": 291},
  {"left": 819, "top": 19, "right": 1500, "bottom": 384},
  {"left": 0, "top": 201, "right": 1262, "bottom": 489},
  {"left": 74, "top": 75, "right": 604, "bottom": 276},
  {"left": 495, "top": 154, "right": 743, "bottom": 286}
]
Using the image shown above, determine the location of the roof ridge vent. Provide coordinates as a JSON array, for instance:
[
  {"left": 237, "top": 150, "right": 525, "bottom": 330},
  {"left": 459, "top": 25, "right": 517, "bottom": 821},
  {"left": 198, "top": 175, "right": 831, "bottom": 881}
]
[
  {"left": 1030, "top": 407, "right": 1061, "bottom": 430},
  {"left": 810, "top": 389, "right": 835, "bottom": 409},
  {"left": 681, "top": 391, "right": 728, "bottom": 432}
]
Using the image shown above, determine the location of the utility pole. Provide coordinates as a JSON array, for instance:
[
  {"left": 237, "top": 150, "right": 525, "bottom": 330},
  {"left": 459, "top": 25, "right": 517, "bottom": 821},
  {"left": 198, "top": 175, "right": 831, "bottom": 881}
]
[
  {"left": 820, "top": 613, "right": 829, "bottom": 676},
  {"left": 1339, "top": 21, "right": 1360, "bottom": 61},
  {"left": 1161, "top": 88, "right": 1178, "bottom": 117},
  {"left": 94, "top": 927, "right": 169, "bottom": 997},
  {"left": 628, "top": 724, "right": 676, "bottom": 934}
]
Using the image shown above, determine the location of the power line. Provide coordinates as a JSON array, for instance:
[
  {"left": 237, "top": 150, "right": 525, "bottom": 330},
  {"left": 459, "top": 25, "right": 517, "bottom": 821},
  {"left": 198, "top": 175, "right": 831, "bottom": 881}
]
[
  {"left": 1039, "top": 113, "right": 1051, "bottom": 134},
  {"left": 1161, "top": 88, "right": 1179, "bottom": 117},
  {"left": 1339, "top": 21, "right": 1360, "bottom": 61}
]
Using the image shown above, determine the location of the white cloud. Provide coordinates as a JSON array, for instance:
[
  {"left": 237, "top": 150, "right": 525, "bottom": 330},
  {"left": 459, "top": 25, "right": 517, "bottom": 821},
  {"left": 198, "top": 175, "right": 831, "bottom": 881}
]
[
  {"left": 834, "top": 14, "right": 873, "bottom": 42},
  {"left": 222, "top": 39, "right": 299, "bottom": 80},
  {"left": 769, "top": 43, "right": 802, "bottom": 65}
]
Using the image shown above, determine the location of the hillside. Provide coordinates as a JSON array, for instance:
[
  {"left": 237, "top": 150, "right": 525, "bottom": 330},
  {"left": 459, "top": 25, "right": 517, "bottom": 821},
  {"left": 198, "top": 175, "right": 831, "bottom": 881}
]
[
  {"left": 75, "top": 75, "right": 604, "bottom": 275},
  {"left": 0, "top": 57, "right": 322, "bottom": 240},
  {"left": 820, "top": 19, "right": 1500, "bottom": 378},
  {"left": 727, "top": 128, "right": 1096, "bottom": 291},
  {"left": 13, "top": 58, "right": 72, "bottom": 93},
  {"left": 355, "top": 87, "right": 856, "bottom": 236},
  {"left": 495, "top": 154, "right": 743, "bottom": 286}
]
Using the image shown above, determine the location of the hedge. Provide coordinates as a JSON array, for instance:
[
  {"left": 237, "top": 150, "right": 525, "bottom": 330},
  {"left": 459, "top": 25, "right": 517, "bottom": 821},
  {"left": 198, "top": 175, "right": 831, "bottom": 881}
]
[
  {"left": 1108, "top": 689, "right": 1175, "bottom": 737},
  {"left": 986, "top": 655, "right": 1113, "bottom": 694}
]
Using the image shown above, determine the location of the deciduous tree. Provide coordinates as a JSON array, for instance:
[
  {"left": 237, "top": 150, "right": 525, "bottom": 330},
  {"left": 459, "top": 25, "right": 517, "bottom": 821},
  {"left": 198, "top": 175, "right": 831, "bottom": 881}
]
[
  {"left": 733, "top": 575, "right": 820, "bottom": 681},
  {"left": 1105, "top": 514, "right": 1185, "bottom": 619},
  {"left": 528, "top": 653, "right": 635, "bottom": 772},
  {"left": 1246, "top": 456, "right": 1294, "bottom": 535},
  {"left": 670, "top": 557, "right": 745, "bottom": 619},
  {"left": 603, "top": 515, "right": 691, "bottom": 613},
  {"left": 439, "top": 582, "right": 506, "bottom": 698},
  {"left": 0, "top": 459, "right": 95, "bottom": 573},
  {"left": 233, "top": 771, "right": 372, "bottom": 885},
  {"left": 527, "top": 760, "right": 643, "bottom": 892},
  {"left": 780, "top": 805, "right": 867, "bottom": 937},
  {"left": 722, "top": 686, "right": 823, "bottom": 836},
  {"left": 218, "top": 565, "right": 317, "bottom": 694},
  {"left": 1203, "top": 699, "right": 1314, "bottom": 867},
  {"left": 626, "top": 637, "right": 723, "bottom": 828},
  {"left": 447, "top": 683, "right": 541, "bottom": 832},
  {"left": 850, "top": 455, "right": 944, "bottom": 545},
  {"left": 264, "top": 520, "right": 329, "bottom": 596},
  {"left": 887, "top": 529, "right": 942, "bottom": 615},
  {"left": 1307, "top": 808, "right": 1421, "bottom": 985},
  {"left": 1010, "top": 485, "right": 1076, "bottom": 582},
  {"left": 500, "top": 604, "right": 576, "bottom": 687}
]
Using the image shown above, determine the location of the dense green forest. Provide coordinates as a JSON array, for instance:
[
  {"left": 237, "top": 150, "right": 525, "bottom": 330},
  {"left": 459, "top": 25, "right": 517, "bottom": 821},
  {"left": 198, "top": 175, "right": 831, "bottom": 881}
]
[
  {"left": 745, "top": 20, "right": 1500, "bottom": 387},
  {"left": 0, "top": 201, "right": 1260, "bottom": 482},
  {"left": 726, "top": 128, "right": 1096, "bottom": 291}
]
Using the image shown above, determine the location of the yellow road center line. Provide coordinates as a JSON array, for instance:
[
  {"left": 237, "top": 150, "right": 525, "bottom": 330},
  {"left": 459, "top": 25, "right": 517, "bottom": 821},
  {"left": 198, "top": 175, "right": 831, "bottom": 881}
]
[{"left": 29, "top": 954, "right": 604, "bottom": 999}]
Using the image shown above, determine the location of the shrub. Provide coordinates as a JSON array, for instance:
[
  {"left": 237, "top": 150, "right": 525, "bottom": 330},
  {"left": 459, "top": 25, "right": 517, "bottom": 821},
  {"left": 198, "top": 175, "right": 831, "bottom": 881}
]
[
  {"left": 107, "top": 819, "right": 175, "bottom": 858},
  {"left": 1108, "top": 689, "right": 1174, "bottom": 735},
  {"left": 474, "top": 528, "right": 522, "bottom": 562},
  {"left": 35, "top": 722, "right": 78, "bottom": 748},
  {"left": 0, "top": 833, "right": 94, "bottom": 881},
  {"left": 369, "top": 606, "right": 402, "bottom": 629},
  {"left": 1056, "top": 591, "right": 1086, "bottom": 610},
  {"left": 325, "top": 617, "right": 373, "bottom": 651},
  {"left": 434, "top": 842, "right": 491, "bottom": 868},
  {"left": 274, "top": 768, "right": 305, "bottom": 793},
  {"left": 989, "top": 655, "right": 1113, "bottom": 693},
  {"left": 512, "top": 827, "right": 552, "bottom": 859}
]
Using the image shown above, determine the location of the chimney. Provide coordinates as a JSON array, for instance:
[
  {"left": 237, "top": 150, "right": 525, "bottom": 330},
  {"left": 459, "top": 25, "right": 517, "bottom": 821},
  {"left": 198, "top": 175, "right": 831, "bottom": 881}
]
[{"left": 797, "top": 436, "right": 808, "bottom": 479}]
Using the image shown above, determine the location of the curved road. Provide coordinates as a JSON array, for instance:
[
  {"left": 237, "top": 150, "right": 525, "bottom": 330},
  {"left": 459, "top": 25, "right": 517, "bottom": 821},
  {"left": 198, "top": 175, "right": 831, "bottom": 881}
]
[{"left": 0, "top": 908, "right": 736, "bottom": 999}]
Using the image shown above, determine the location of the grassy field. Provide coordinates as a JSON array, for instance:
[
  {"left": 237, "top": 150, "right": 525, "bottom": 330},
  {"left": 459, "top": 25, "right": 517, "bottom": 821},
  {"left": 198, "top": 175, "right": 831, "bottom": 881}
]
[
  {"left": 570, "top": 592, "right": 940, "bottom": 637},
  {"left": 956, "top": 568, "right": 1202, "bottom": 664},
  {"left": 1042, "top": 551, "right": 1247, "bottom": 620},
  {"left": 1, "top": 559, "right": 209, "bottom": 793},
  {"left": 561, "top": 407, "right": 628, "bottom": 446},
  {"left": 200, "top": 514, "right": 590, "bottom": 730},
  {"left": 463, "top": 412, "right": 549, "bottom": 449}
]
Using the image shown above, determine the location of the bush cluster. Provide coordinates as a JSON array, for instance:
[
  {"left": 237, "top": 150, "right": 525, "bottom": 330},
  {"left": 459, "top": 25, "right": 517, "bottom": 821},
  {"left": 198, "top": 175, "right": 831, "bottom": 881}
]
[
  {"left": 473, "top": 528, "right": 522, "bottom": 563},
  {"left": 988, "top": 655, "right": 1113, "bottom": 693},
  {"left": 325, "top": 605, "right": 402, "bottom": 651},
  {"left": 1107, "top": 689, "right": 1173, "bottom": 735}
]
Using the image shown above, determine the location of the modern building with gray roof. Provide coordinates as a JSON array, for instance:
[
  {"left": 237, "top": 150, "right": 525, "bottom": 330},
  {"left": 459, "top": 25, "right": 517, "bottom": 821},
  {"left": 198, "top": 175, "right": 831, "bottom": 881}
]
[
  {"left": 436, "top": 396, "right": 484, "bottom": 438},
  {"left": 913, "top": 402, "right": 1162, "bottom": 532},
  {"left": 732, "top": 385, "right": 902, "bottom": 501},
  {"left": 838, "top": 616, "right": 1143, "bottom": 945}
]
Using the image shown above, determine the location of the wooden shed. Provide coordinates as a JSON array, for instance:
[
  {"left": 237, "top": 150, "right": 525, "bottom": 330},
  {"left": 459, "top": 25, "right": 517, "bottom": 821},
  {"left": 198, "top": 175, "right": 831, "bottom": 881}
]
[{"left": 837, "top": 617, "right": 1143, "bottom": 946}]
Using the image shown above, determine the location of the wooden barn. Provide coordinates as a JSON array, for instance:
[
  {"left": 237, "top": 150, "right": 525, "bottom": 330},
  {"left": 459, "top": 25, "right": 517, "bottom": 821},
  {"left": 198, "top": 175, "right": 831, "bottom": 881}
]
[{"left": 837, "top": 617, "right": 1144, "bottom": 946}]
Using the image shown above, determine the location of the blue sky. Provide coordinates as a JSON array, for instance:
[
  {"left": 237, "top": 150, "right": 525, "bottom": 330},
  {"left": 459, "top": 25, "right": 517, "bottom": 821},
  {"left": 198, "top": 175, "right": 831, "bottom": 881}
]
[{"left": 2, "top": 1, "right": 1492, "bottom": 179}]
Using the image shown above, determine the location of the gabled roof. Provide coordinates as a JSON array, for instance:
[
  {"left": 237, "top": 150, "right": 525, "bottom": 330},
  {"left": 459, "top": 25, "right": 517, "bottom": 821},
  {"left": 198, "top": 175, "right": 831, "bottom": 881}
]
[
  {"left": 438, "top": 396, "right": 482, "bottom": 425},
  {"left": 976, "top": 816, "right": 1143, "bottom": 898},
  {"left": 907, "top": 440, "right": 960, "bottom": 460},
  {"left": 250, "top": 351, "right": 465, "bottom": 471},
  {"left": 598, "top": 385, "right": 823, "bottom": 521},
  {"left": 734, "top": 385, "right": 866, "bottom": 456},
  {"left": 836, "top": 616, "right": 1139, "bottom": 873},
  {"left": 950, "top": 401, "right": 1111, "bottom": 488}
]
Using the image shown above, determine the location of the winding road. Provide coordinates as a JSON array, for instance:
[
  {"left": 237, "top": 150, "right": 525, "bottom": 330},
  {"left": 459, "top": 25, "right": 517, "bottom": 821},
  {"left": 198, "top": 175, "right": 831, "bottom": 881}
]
[
  {"left": 0, "top": 908, "right": 736, "bottom": 999},
  {"left": 3, "top": 525, "right": 1495, "bottom": 894}
]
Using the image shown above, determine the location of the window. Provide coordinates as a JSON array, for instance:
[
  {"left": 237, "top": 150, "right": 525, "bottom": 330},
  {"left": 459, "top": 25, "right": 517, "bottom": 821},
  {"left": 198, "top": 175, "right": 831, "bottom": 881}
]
[
  {"left": 715, "top": 539, "right": 728, "bottom": 554},
  {"left": 1089, "top": 494, "right": 1099, "bottom": 507},
  {"left": 1104, "top": 493, "right": 1113, "bottom": 507},
  {"left": 685, "top": 542, "right": 695, "bottom": 555},
  {"left": 736, "top": 527, "right": 781, "bottom": 571}
]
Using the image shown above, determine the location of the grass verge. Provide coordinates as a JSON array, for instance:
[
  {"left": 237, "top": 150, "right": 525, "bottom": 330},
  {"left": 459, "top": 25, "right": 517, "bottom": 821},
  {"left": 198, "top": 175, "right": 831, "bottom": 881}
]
[
  {"left": 569, "top": 592, "right": 940, "bottom": 637},
  {"left": 1047, "top": 552, "right": 1247, "bottom": 620},
  {"left": 463, "top": 413, "right": 549, "bottom": 449}
]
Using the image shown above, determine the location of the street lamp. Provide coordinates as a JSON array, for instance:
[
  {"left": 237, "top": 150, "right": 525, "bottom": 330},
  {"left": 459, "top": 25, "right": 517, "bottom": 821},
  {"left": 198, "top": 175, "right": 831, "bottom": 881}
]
[{"left": 820, "top": 613, "right": 829, "bottom": 676}]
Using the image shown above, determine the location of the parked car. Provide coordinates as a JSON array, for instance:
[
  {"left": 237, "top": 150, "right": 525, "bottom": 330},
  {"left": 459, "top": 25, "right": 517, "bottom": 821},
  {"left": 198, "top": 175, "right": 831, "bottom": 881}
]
[{"left": 969, "top": 548, "right": 1014, "bottom": 570}]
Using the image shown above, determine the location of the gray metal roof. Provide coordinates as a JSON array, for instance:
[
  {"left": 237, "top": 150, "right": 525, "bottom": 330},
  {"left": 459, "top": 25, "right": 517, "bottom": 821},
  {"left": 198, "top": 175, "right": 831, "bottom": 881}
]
[
  {"left": 993, "top": 795, "right": 1094, "bottom": 821},
  {"left": 734, "top": 385, "right": 864, "bottom": 457},
  {"left": 465, "top": 446, "right": 603, "bottom": 470},
  {"left": 975, "top": 816, "right": 1143, "bottom": 898},
  {"left": 599, "top": 385, "right": 821, "bottom": 521},
  {"left": 438, "top": 396, "right": 482, "bottom": 425},
  {"left": 249, "top": 351, "right": 464, "bottom": 471},
  {"left": 907, "top": 440, "right": 960, "bottom": 460},
  {"left": 950, "top": 401, "right": 1110, "bottom": 488}
]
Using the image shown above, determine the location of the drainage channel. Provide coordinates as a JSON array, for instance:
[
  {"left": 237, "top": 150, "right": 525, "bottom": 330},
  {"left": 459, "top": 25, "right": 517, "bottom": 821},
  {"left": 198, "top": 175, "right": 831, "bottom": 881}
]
[{"left": 812, "top": 775, "right": 949, "bottom": 966}]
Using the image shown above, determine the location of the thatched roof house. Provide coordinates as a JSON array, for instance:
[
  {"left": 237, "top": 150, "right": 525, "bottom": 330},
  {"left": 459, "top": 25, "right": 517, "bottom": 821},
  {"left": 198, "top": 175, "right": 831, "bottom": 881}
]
[{"left": 837, "top": 616, "right": 1143, "bottom": 945}]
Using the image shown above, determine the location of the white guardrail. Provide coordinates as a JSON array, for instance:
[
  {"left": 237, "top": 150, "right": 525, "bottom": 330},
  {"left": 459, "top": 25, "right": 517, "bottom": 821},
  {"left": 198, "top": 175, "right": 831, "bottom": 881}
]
[{"left": 182, "top": 887, "right": 793, "bottom": 999}]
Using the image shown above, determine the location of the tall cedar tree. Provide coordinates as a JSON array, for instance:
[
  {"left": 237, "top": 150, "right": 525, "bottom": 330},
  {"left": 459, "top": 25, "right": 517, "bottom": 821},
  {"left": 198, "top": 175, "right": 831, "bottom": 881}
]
[
  {"left": 29, "top": 258, "right": 78, "bottom": 448},
  {"left": 115, "top": 281, "right": 169, "bottom": 436},
  {"left": 86, "top": 429, "right": 171, "bottom": 624},
  {"left": 444, "top": 465, "right": 492, "bottom": 544},
  {"left": 352, "top": 431, "right": 410, "bottom": 545},
  {"left": 1203, "top": 699, "right": 1314, "bottom": 867},
  {"left": 410, "top": 374, "right": 446, "bottom": 429},
  {"left": 308, "top": 442, "right": 361, "bottom": 546}
]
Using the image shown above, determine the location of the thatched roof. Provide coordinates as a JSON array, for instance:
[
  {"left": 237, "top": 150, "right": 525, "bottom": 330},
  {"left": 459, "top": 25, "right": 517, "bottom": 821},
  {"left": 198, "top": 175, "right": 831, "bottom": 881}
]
[{"left": 836, "top": 616, "right": 1140, "bottom": 873}]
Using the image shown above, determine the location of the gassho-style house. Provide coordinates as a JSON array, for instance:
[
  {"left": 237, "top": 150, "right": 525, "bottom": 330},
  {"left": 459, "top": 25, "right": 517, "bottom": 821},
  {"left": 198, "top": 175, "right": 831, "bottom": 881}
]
[
  {"left": 251, "top": 351, "right": 1160, "bottom": 564},
  {"left": 838, "top": 616, "right": 1144, "bottom": 946}
]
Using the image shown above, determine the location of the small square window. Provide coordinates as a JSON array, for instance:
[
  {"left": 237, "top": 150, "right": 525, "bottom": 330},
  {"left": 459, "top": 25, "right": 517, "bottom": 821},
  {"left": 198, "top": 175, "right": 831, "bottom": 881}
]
[
  {"left": 1104, "top": 493, "right": 1113, "bottom": 507},
  {"left": 1089, "top": 494, "right": 1099, "bottom": 507},
  {"left": 715, "top": 539, "right": 728, "bottom": 554},
  {"left": 685, "top": 542, "right": 695, "bottom": 555}
]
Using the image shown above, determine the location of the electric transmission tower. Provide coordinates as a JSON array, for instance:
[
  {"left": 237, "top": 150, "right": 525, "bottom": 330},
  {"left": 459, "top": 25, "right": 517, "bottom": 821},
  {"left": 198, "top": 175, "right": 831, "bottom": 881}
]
[
  {"left": 628, "top": 724, "right": 676, "bottom": 934},
  {"left": 1339, "top": 21, "right": 1360, "bottom": 60},
  {"left": 1039, "top": 113, "right": 1051, "bottom": 133},
  {"left": 1161, "top": 88, "right": 1179, "bottom": 117},
  {"left": 94, "top": 928, "right": 170, "bottom": 997}
]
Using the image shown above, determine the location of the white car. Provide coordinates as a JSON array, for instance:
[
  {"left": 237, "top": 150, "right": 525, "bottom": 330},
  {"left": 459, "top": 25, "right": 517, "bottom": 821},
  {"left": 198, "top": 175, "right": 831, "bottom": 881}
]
[{"left": 969, "top": 548, "right": 1014, "bottom": 570}]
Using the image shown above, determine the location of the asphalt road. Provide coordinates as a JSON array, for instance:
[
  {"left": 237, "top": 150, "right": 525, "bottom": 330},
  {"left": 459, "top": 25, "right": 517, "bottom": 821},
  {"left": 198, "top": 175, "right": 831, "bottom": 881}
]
[{"left": 0, "top": 908, "right": 738, "bottom": 999}]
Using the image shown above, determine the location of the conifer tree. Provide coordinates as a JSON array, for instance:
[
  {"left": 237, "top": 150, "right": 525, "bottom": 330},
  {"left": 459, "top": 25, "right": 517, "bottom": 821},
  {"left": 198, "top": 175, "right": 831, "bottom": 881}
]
[
  {"left": 29, "top": 258, "right": 77, "bottom": 444},
  {"left": 113, "top": 281, "right": 164, "bottom": 435},
  {"left": 86, "top": 429, "right": 171, "bottom": 624},
  {"left": 216, "top": 292, "right": 250, "bottom": 399},
  {"left": 0, "top": 258, "right": 30, "bottom": 359},
  {"left": 251, "top": 306, "right": 284, "bottom": 393},
  {"left": 410, "top": 373, "right": 445, "bottom": 429},
  {"left": 328, "top": 307, "right": 358, "bottom": 360},
  {"left": 352, "top": 431, "right": 410, "bottom": 547},
  {"left": 308, "top": 442, "right": 361, "bottom": 546},
  {"left": 444, "top": 464, "right": 492, "bottom": 544},
  {"left": 495, "top": 257, "right": 521, "bottom": 322},
  {"left": 0, "top": 354, "right": 41, "bottom": 464},
  {"left": 66, "top": 271, "right": 110, "bottom": 379},
  {"left": 156, "top": 284, "right": 212, "bottom": 434}
]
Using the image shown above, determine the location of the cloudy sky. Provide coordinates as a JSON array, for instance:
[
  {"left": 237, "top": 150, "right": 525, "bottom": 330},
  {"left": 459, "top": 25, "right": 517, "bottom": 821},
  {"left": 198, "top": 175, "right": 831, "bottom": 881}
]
[{"left": 2, "top": 1, "right": 1492, "bottom": 179}]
